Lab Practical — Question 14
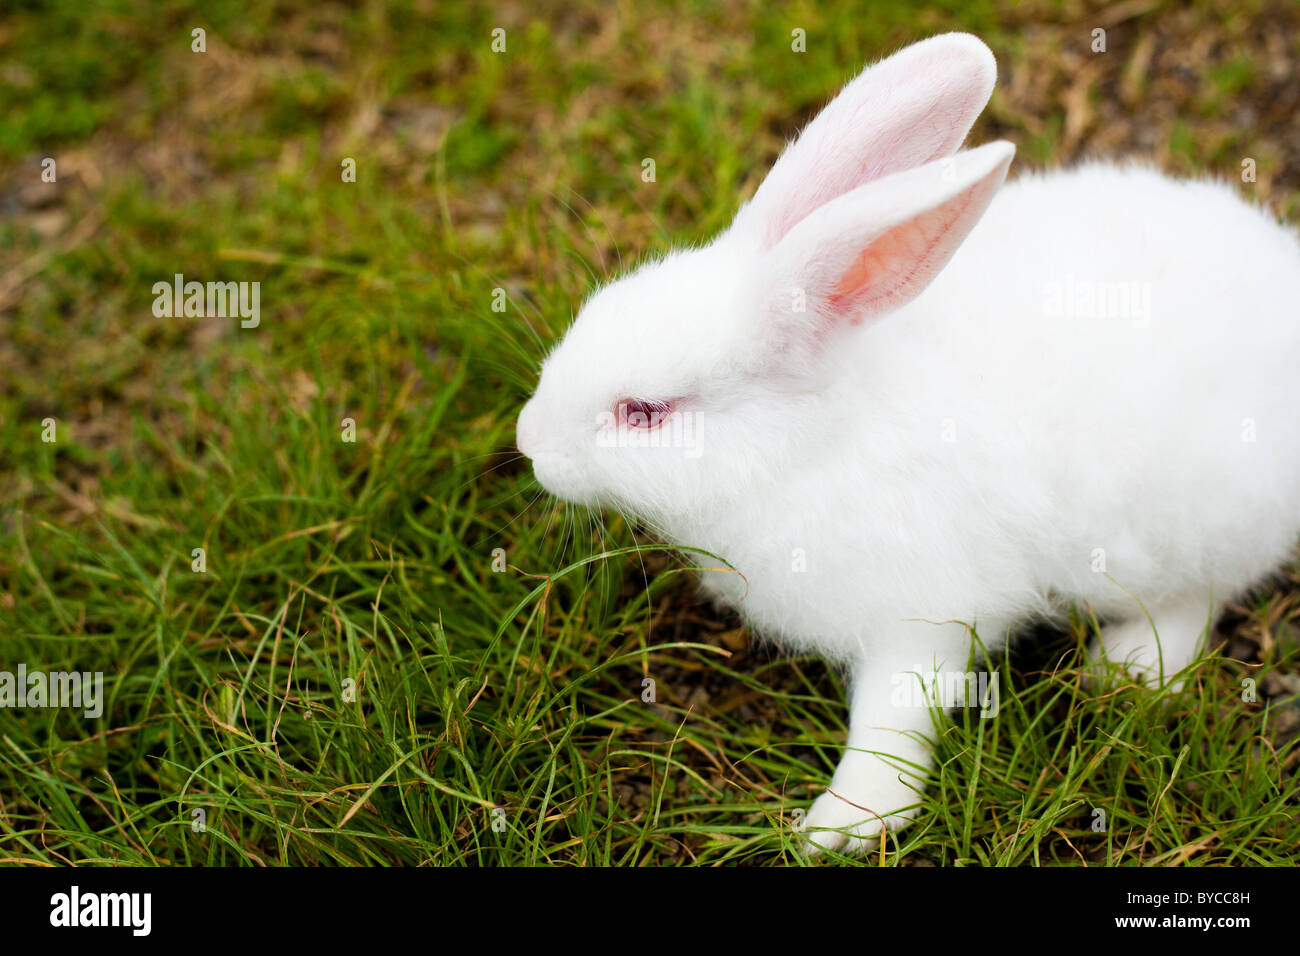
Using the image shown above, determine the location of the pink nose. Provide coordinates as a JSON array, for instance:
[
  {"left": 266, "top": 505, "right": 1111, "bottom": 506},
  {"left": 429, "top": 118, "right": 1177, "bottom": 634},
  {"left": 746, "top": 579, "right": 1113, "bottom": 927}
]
[{"left": 516, "top": 400, "right": 540, "bottom": 458}]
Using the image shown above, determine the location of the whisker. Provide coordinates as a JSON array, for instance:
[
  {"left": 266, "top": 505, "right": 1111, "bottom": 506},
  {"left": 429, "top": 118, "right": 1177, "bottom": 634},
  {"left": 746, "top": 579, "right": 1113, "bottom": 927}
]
[
  {"left": 561, "top": 183, "right": 624, "bottom": 274},
  {"left": 614, "top": 506, "right": 661, "bottom": 639},
  {"left": 551, "top": 187, "right": 610, "bottom": 277},
  {"left": 441, "top": 249, "right": 554, "bottom": 367},
  {"left": 477, "top": 481, "right": 549, "bottom": 548},
  {"left": 450, "top": 452, "right": 527, "bottom": 498}
]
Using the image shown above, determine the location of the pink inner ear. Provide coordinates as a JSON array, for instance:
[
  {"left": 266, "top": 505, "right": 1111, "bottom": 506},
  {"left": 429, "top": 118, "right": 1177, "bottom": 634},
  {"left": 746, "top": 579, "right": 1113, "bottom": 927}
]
[{"left": 829, "top": 188, "right": 974, "bottom": 318}]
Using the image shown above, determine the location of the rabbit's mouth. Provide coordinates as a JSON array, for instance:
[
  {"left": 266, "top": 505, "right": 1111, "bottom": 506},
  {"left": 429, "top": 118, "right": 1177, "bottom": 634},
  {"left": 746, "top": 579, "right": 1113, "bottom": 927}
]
[{"left": 526, "top": 452, "right": 601, "bottom": 507}]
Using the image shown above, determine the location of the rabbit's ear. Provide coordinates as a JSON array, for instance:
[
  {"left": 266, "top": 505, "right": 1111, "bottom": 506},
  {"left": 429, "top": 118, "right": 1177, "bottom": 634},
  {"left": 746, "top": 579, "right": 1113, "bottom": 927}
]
[
  {"left": 754, "top": 141, "right": 1014, "bottom": 343},
  {"left": 738, "top": 33, "right": 998, "bottom": 250}
]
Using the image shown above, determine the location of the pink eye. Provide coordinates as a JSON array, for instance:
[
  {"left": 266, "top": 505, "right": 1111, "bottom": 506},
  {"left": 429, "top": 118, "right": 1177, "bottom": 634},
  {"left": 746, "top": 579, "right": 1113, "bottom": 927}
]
[{"left": 617, "top": 398, "right": 674, "bottom": 429}]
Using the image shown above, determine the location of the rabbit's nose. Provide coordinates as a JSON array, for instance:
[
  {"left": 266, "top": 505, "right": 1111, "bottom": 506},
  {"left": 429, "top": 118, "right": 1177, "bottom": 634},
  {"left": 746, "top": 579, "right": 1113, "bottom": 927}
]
[{"left": 516, "top": 399, "right": 540, "bottom": 458}]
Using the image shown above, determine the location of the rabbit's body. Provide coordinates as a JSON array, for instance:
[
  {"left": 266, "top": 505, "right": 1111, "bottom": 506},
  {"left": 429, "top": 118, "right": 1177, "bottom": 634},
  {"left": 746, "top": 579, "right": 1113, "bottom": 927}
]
[
  {"left": 517, "top": 33, "right": 1300, "bottom": 854},
  {"left": 681, "top": 163, "right": 1300, "bottom": 668}
]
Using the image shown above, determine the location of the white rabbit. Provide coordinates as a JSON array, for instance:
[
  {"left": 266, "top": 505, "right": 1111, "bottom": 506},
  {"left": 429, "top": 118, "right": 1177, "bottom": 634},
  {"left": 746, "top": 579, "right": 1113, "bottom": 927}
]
[{"left": 515, "top": 32, "right": 1300, "bottom": 854}]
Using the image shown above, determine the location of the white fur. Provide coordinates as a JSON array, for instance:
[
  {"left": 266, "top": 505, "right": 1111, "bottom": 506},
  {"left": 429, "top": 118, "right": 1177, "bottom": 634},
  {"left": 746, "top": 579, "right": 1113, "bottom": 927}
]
[{"left": 516, "top": 33, "right": 1300, "bottom": 855}]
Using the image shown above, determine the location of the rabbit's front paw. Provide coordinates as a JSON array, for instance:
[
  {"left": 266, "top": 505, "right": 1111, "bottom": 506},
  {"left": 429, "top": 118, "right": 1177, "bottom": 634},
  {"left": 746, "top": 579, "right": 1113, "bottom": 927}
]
[{"left": 803, "top": 777, "right": 919, "bottom": 857}]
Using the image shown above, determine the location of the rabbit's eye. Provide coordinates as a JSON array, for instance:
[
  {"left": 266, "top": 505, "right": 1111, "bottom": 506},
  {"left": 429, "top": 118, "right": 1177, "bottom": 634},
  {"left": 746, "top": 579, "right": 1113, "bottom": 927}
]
[{"left": 617, "top": 399, "right": 673, "bottom": 429}]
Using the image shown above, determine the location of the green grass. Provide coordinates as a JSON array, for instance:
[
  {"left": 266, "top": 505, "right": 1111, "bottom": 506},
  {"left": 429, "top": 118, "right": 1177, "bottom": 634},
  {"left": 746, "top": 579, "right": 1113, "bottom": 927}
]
[{"left": 2, "top": 0, "right": 1299, "bottom": 866}]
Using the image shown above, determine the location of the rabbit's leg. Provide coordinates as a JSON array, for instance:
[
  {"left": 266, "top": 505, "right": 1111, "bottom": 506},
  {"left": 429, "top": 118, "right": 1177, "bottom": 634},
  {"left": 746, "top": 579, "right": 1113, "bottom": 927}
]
[
  {"left": 804, "top": 622, "right": 991, "bottom": 855},
  {"left": 1086, "top": 593, "right": 1217, "bottom": 687}
]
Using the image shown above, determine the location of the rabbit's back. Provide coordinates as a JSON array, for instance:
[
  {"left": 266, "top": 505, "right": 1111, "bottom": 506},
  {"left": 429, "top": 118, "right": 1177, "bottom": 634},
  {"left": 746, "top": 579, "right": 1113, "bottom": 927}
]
[
  {"left": 689, "top": 167, "right": 1300, "bottom": 655},
  {"left": 858, "top": 163, "right": 1300, "bottom": 618}
]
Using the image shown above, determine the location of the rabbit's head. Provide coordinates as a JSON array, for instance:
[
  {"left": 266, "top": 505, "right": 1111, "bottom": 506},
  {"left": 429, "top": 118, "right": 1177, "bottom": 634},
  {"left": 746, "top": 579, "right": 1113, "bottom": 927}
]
[{"left": 517, "top": 33, "right": 1014, "bottom": 526}]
